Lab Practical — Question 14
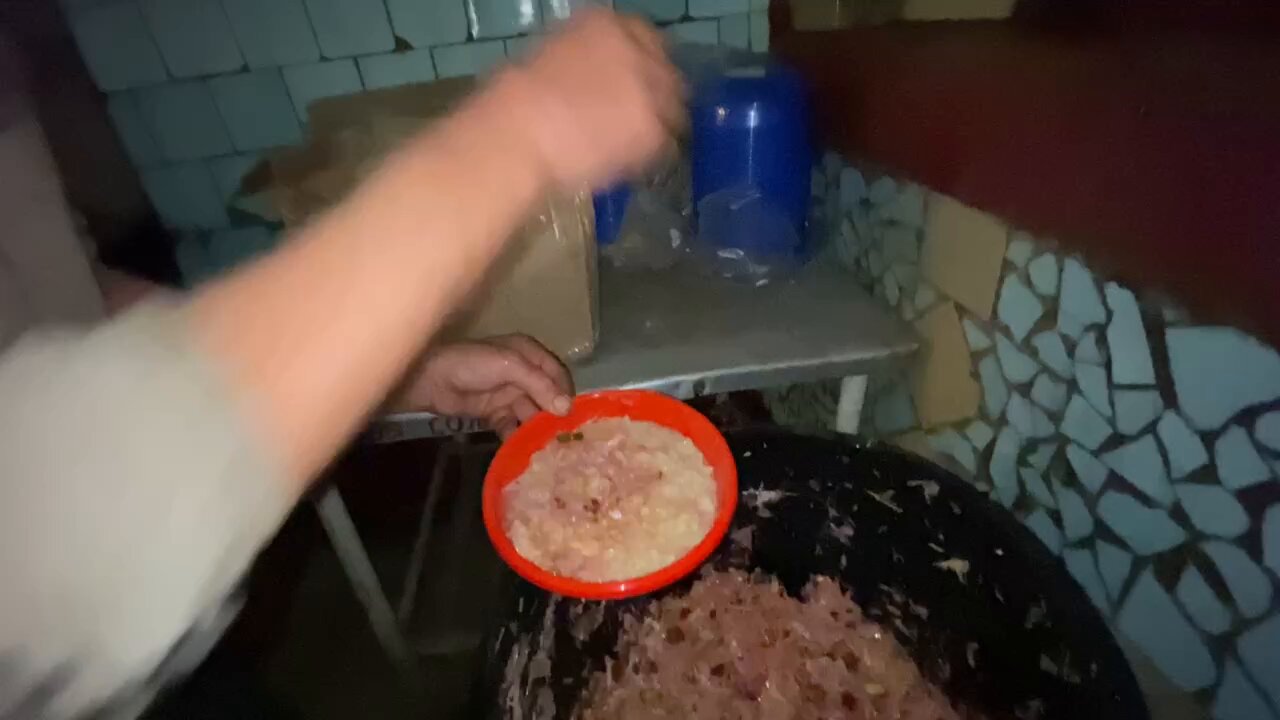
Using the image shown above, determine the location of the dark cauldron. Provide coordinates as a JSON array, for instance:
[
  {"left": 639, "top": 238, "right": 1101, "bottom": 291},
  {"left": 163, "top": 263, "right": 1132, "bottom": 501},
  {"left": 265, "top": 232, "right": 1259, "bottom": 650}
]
[{"left": 473, "top": 429, "right": 1147, "bottom": 720}]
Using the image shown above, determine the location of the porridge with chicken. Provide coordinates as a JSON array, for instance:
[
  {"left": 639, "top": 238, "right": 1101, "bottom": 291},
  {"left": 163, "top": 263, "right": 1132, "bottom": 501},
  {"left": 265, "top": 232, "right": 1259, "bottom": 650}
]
[{"left": 502, "top": 418, "right": 717, "bottom": 582}]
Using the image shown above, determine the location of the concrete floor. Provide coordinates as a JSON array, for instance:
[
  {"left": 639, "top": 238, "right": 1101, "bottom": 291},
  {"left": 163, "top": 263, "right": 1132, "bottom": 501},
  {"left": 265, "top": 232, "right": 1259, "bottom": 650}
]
[
  {"left": 262, "top": 438, "right": 502, "bottom": 720},
  {"left": 147, "top": 436, "right": 490, "bottom": 720},
  {"left": 143, "top": 519, "right": 431, "bottom": 720},
  {"left": 261, "top": 540, "right": 425, "bottom": 720},
  {"left": 263, "top": 491, "right": 512, "bottom": 718}
]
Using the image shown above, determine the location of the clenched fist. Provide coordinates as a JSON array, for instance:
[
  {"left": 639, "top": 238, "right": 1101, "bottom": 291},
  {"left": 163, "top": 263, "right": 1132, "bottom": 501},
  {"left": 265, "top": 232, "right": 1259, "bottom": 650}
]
[{"left": 494, "top": 8, "right": 684, "bottom": 192}]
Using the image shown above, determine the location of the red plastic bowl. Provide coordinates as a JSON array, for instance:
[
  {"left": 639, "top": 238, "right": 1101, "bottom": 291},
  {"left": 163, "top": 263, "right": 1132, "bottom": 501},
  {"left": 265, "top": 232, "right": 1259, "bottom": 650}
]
[{"left": 482, "top": 389, "right": 738, "bottom": 600}]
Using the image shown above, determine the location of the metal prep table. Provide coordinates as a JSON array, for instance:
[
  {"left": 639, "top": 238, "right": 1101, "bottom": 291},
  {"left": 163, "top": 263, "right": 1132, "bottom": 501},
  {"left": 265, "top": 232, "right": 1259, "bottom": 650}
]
[{"left": 313, "top": 261, "right": 919, "bottom": 680}]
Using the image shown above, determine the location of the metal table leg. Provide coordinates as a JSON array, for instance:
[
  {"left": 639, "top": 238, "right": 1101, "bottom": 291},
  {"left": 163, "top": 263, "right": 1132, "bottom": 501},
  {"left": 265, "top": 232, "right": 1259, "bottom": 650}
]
[
  {"left": 397, "top": 442, "right": 454, "bottom": 623},
  {"left": 313, "top": 486, "right": 419, "bottom": 685},
  {"left": 399, "top": 437, "right": 508, "bottom": 657},
  {"left": 835, "top": 374, "right": 869, "bottom": 434}
]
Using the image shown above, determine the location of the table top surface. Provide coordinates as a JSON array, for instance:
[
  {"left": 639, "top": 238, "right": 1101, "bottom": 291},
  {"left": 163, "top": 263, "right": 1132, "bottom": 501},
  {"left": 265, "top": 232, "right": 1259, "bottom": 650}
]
[
  {"left": 368, "top": 262, "right": 917, "bottom": 442},
  {"left": 575, "top": 262, "right": 917, "bottom": 397}
]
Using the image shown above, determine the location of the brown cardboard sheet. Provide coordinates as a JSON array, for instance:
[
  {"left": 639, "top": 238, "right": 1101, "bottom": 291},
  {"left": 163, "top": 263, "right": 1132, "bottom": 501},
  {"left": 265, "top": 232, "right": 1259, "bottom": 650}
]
[{"left": 236, "top": 78, "right": 598, "bottom": 360}]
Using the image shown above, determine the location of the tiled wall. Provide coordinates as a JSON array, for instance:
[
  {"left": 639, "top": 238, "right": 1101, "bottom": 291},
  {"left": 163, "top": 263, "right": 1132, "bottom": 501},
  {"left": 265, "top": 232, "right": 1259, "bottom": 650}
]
[
  {"left": 63, "top": 0, "right": 768, "bottom": 276},
  {"left": 773, "top": 153, "right": 1280, "bottom": 719}
]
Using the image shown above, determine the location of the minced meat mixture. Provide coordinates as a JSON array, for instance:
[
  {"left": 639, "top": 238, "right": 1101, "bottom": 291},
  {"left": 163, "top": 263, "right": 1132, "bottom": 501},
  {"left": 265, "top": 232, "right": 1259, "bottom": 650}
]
[{"left": 577, "top": 570, "right": 980, "bottom": 720}]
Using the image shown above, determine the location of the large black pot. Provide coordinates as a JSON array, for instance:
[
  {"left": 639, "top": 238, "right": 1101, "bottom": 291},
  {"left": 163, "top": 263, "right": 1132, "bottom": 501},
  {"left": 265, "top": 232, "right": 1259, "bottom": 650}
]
[{"left": 473, "top": 429, "right": 1148, "bottom": 720}]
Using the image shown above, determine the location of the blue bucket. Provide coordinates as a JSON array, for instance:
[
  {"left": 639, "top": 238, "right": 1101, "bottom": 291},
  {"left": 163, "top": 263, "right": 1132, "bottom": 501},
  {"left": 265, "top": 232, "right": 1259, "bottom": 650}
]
[{"left": 690, "top": 63, "right": 813, "bottom": 256}]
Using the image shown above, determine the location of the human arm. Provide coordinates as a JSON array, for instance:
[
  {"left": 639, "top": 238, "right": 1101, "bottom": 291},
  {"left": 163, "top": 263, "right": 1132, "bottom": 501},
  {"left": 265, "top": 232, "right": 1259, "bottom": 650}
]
[
  {"left": 0, "top": 9, "right": 678, "bottom": 717},
  {"left": 189, "top": 10, "right": 680, "bottom": 495},
  {"left": 96, "top": 260, "right": 576, "bottom": 436}
]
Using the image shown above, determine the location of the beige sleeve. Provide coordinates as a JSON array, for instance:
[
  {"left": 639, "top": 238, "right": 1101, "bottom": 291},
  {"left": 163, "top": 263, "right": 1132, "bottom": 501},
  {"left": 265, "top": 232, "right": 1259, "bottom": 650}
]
[{"left": 0, "top": 301, "right": 291, "bottom": 719}]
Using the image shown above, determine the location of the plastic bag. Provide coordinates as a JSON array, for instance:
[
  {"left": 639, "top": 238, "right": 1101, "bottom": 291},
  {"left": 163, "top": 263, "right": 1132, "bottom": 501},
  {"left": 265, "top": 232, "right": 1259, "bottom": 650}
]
[
  {"left": 601, "top": 152, "right": 692, "bottom": 271},
  {"left": 691, "top": 184, "right": 803, "bottom": 286}
]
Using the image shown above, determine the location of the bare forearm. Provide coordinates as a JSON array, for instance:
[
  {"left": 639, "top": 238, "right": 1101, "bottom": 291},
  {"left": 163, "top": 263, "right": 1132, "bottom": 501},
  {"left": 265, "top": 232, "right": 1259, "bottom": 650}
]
[
  {"left": 186, "top": 5, "right": 678, "bottom": 497},
  {"left": 190, "top": 76, "right": 547, "bottom": 493}
]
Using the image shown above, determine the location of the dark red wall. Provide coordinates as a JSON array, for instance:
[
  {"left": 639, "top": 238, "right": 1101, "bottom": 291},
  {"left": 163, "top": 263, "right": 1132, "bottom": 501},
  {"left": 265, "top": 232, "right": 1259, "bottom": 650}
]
[{"left": 773, "top": 10, "right": 1280, "bottom": 342}]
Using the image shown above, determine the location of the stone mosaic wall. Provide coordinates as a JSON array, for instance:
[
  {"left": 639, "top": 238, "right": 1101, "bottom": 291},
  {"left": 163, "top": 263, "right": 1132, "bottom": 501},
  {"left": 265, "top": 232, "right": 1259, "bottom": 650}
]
[{"left": 778, "top": 154, "right": 1280, "bottom": 720}]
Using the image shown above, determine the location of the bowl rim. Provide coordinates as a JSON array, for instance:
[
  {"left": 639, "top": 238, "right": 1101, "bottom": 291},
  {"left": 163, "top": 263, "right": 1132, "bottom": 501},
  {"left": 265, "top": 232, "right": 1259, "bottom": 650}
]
[{"left": 481, "top": 389, "right": 739, "bottom": 600}]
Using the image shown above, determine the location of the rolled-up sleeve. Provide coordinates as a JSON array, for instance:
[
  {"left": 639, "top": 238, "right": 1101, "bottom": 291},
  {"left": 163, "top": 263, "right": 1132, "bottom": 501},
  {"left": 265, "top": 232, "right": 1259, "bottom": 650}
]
[{"left": 0, "top": 301, "right": 291, "bottom": 719}]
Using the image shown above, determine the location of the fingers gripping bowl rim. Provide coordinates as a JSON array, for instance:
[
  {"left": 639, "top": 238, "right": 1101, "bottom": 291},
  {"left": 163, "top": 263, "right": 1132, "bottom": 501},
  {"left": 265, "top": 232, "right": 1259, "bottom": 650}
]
[{"left": 482, "top": 390, "right": 738, "bottom": 600}]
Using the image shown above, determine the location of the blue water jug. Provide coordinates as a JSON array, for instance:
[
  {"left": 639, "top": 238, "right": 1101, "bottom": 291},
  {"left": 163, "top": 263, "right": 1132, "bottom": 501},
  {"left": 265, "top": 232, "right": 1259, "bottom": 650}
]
[
  {"left": 690, "top": 63, "right": 813, "bottom": 256},
  {"left": 592, "top": 182, "right": 631, "bottom": 246}
]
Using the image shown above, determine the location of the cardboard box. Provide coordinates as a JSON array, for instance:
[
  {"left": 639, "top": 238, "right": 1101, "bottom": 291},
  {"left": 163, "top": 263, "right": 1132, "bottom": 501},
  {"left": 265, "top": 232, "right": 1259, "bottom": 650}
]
[{"left": 237, "top": 78, "right": 599, "bottom": 360}]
